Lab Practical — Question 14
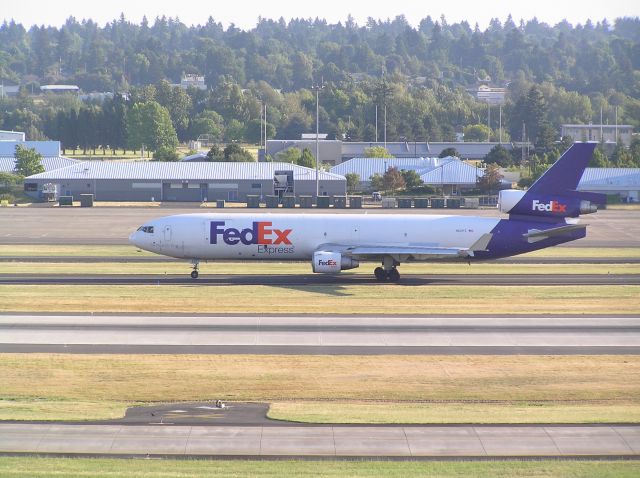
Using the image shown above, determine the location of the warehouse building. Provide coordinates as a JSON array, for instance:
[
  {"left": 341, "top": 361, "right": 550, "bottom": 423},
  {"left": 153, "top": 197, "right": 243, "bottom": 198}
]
[
  {"left": 24, "top": 161, "right": 346, "bottom": 202},
  {"left": 578, "top": 168, "right": 640, "bottom": 203}
]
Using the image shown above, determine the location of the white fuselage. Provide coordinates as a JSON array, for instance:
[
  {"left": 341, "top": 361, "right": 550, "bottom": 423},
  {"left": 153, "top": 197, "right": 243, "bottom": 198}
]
[{"left": 129, "top": 213, "right": 501, "bottom": 262}]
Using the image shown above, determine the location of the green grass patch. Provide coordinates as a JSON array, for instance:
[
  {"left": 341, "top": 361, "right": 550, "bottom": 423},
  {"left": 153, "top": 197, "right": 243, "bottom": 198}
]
[
  {"left": 0, "top": 457, "right": 638, "bottom": 478},
  {"left": 0, "top": 285, "right": 638, "bottom": 314}
]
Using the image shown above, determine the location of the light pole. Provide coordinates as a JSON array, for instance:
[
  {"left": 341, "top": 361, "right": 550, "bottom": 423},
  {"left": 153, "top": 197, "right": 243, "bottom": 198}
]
[{"left": 311, "top": 81, "right": 324, "bottom": 198}]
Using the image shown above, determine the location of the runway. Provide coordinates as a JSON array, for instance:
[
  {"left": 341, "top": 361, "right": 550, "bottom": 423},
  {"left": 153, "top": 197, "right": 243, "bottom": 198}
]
[
  {"left": 1, "top": 423, "right": 638, "bottom": 457},
  {"left": 2, "top": 314, "right": 639, "bottom": 355},
  {"left": 1, "top": 273, "right": 638, "bottom": 286}
]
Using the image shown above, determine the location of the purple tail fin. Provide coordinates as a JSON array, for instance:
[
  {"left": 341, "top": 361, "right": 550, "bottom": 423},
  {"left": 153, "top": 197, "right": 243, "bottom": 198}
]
[{"left": 509, "top": 142, "right": 606, "bottom": 218}]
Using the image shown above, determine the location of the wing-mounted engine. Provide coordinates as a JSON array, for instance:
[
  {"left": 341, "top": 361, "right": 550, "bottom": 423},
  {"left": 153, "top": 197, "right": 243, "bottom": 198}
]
[{"left": 312, "top": 251, "right": 359, "bottom": 273}]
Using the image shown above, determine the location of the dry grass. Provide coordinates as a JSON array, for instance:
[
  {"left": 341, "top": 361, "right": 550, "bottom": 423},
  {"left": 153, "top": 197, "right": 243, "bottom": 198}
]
[
  {"left": 0, "top": 284, "right": 638, "bottom": 314},
  {"left": 1, "top": 354, "right": 638, "bottom": 403},
  {"left": 0, "top": 399, "right": 132, "bottom": 421},
  {"left": 268, "top": 401, "right": 640, "bottom": 424},
  {"left": 1, "top": 354, "right": 639, "bottom": 423}
]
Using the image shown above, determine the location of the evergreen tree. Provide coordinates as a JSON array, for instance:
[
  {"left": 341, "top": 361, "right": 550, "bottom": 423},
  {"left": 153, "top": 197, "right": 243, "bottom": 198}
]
[{"left": 484, "top": 144, "right": 513, "bottom": 167}]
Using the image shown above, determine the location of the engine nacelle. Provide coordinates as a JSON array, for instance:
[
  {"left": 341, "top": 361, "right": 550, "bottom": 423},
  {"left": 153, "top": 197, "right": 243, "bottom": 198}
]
[
  {"left": 498, "top": 189, "right": 526, "bottom": 213},
  {"left": 312, "top": 251, "right": 359, "bottom": 273}
]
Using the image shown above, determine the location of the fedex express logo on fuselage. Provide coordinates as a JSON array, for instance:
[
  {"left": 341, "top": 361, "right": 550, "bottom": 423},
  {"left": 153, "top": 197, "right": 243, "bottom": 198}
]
[
  {"left": 210, "top": 221, "right": 292, "bottom": 246},
  {"left": 532, "top": 199, "right": 567, "bottom": 213}
]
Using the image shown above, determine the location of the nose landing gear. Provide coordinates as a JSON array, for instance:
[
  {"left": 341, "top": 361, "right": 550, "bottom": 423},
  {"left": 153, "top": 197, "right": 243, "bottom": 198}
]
[{"left": 190, "top": 259, "right": 200, "bottom": 279}]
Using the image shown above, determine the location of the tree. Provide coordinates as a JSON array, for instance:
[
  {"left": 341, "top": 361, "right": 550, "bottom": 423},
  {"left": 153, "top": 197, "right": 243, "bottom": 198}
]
[
  {"left": 400, "top": 169, "right": 423, "bottom": 189},
  {"left": 276, "top": 147, "right": 302, "bottom": 164},
  {"left": 127, "top": 101, "right": 178, "bottom": 152},
  {"left": 535, "top": 121, "right": 557, "bottom": 152},
  {"left": 155, "top": 80, "right": 193, "bottom": 141},
  {"left": 14, "top": 145, "right": 44, "bottom": 176},
  {"left": 298, "top": 148, "right": 316, "bottom": 168},
  {"left": 589, "top": 147, "right": 610, "bottom": 167},
  {"left": 370, "top": 173, "right": 384, "bottom": 191},
  {"left": 245, "top": 118, "right": 275, "bottom": 144},
  {"left": 224, "top": 119, "right": 246, "bottom": 142},
  {"left": 463, "top": 124, "right": 491, "bottom": 142},
  {"left": 439, "top": 147, "right": 459, "bottom": 158},
  {"left": 484, "top": 144, "right": 513, "bottom": 167},
  {"left": 610, "top": 142, "right": 634, "bottom": 167},
  {"left": 478, "top": 163, "right": 503, "bottom": 193},
  {"left": 382, "top": 166, "right": 406, "bottom": 192},
  {"left": 153, "top": 146, "right": 180, "bottom": 162},
  {"left": 189, "top": 111, "right": 224, "bottom": 141},
  {"left": 206, "top": 145, "right": 224, "bottom": 162},
  {"left": 345, "top": 173, "right": 360, "bottom": 192},
  {"left": 223, "top": 143, "right": 254, "bottom": 162},
  {"left": 364, "top": 146, "right": 394, "bottom": 158},
  {"left": 630, "top": 137, "right": 640, "bottom": 167}
]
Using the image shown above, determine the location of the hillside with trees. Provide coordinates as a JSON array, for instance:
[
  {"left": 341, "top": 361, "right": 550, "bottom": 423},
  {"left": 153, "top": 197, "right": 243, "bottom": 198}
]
[{"left": 0, "top": 14, "right": 638, "bottom": 164}]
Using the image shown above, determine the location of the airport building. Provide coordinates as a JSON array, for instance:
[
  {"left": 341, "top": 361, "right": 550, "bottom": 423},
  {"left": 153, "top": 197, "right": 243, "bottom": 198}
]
[
  {"left": 24, "top": 161, "right": 346, "bottom": 202},
  {"left": 263, "top": 139, "right": 514, "bottom": 165},
  {"left": 561, "top": 124, "right": 633, "bottom": 147},
  {"left": 578, "top": 167, "right": 640, "bottom": 203}
]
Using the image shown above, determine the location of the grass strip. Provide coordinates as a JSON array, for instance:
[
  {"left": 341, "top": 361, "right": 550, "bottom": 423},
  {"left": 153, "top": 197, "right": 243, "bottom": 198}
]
[
  {"left": 0, "top": 457, "right": 639, "bottom": 478},
  {"left": 0, "top": 285, "right": 638, "bottom": 314},
  {"left": 1, "top": 355, "right": 638, "bottom": 423},
  {"left": 268, "top": 401, "right": 640, "bottom": 424}
]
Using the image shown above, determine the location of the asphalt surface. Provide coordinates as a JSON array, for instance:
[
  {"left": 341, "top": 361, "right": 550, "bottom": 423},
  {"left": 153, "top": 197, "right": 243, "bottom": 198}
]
[
  {"left": 2, "top": 314, "right": 639, "bottom": 355},
  {"left": 1, "top": 423, "right": 638, "bottom": 457},
  {"left": 0, "top": 272, "right": 638, "bottom": 286},
  {"left": 0, "top": 207, "right": 639, "bottom": 247}
]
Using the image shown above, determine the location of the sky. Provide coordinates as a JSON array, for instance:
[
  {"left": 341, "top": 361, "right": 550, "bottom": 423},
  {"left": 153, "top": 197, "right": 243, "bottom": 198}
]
[{"left": 2, "top": 0, "right": 638, "bottom": 29}]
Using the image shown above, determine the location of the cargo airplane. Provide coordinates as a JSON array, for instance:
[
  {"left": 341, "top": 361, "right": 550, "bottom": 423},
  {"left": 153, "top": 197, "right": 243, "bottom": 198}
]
[{"left": 129, "top": 143, "right": 603, "bottom": 281}]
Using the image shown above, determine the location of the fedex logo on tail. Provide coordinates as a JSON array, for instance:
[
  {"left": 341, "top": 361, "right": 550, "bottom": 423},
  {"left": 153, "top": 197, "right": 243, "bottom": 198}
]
[
  {"left": 532, "top": 199, "right": 567, "bottom": 213},
  {"left": 210, "top": 221, "right": 292, "bottom": 246}
]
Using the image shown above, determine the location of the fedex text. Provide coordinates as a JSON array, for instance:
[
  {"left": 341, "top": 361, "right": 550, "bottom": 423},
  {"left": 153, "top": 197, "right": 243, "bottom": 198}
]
[
  {"left": 210, "top": 221, "right": 293, "bottom": 246},
  {"left": 532, "top": 199, "right": 567, "bottom": 213}
]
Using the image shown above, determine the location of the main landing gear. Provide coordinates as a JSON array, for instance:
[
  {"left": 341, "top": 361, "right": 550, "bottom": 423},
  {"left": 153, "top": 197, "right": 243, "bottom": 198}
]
[
  {"left": 190, "top": 259, "right": 200, "bottom": 279},
  {"left": 374, "top": 257, "right": 401, "bottom": 282}
]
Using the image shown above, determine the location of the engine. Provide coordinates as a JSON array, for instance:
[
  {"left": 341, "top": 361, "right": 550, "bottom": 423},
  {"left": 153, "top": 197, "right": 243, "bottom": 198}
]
[
  {"left": 312, "top": 251, "right": 359, "bottom": 273},
  {"left": 498, "top": 189, "right": 526, "bottom": 213}
]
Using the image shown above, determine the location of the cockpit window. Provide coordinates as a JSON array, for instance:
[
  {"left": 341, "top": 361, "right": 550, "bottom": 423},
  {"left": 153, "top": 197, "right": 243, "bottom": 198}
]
[{"left": 137, "top": 226, "right": 154, "bottom": 233}]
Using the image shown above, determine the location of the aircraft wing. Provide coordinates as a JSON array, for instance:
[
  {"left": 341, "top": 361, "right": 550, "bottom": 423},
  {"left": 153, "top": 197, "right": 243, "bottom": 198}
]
[{"left": 317, "top": 233, "right": 493, "bottom": 261}]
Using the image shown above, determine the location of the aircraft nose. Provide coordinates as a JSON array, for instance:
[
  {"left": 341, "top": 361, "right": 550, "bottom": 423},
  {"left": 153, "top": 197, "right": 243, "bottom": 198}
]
[{"left": 129, "top": 231, "right": 141, "bottom": 247}]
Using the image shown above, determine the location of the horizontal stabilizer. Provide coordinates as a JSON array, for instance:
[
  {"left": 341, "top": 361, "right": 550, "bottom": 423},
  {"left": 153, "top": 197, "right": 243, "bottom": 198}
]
[
  {"left": 523, "top": 224, "right": 587, "bottom": 243},
  {"left": 469, "top": 233, "right": 493, "bottom": 252}
]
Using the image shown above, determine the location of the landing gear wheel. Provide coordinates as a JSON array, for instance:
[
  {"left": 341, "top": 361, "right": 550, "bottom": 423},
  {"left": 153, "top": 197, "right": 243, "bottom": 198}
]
[
  {"left": 387, "top": 268, "right": 400, "bottom": 282},
  {"left": 374, "top": 267, "right": 386, "bottom": 281},
  {"left": 190, "top": 270, "right": 199, "bottom": 279}
]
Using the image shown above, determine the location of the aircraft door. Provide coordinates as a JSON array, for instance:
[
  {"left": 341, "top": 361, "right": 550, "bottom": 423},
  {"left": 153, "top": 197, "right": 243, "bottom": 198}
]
[{"left": 163, "top": 225, "right": 172, "bottom": 242}]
